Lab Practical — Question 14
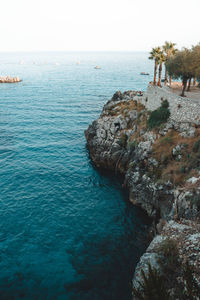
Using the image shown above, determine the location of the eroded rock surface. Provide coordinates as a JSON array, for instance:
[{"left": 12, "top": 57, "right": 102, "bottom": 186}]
[{"left": 85, "top": 87, "right": 200, "bottom": 298}]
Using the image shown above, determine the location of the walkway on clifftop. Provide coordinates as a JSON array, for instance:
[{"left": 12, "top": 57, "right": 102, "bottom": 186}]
[
  {"left": 134, "top": 84, "right": 200, "bottom": 126},
  {"left": 169, "top": 82, "right": 200, "bottom": 104}
]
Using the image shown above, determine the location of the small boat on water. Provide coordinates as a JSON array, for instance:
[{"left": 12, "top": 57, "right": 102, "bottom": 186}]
[
  {"left": 140, "top": 72, "right": 149, "bottom": 75},
  {"left": 94, "top": 66, "right": 101, "bottom": 69}
]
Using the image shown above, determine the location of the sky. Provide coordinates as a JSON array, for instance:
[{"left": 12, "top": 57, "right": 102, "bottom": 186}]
[{"left": 0, "top": 0, "right": 199, "bottom": 52}]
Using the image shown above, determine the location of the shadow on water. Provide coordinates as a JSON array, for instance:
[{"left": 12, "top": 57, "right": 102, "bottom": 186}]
[
  {"left": 65, "top": 162, "right": 152, "bottom": 300},
  {"left": 0, "top": 52, "right": 153, "bottom": 300}
]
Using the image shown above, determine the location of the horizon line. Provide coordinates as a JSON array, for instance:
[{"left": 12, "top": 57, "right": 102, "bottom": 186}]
[{"left": 0, "top": 50, "right": 150, "bottom": 53}]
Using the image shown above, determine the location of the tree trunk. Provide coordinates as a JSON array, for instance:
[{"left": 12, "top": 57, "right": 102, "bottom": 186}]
[
  {"left": 169, "top": 76, "right": 172, "bottom": 86},
  {"left": 187, "top": 77, "right": 192, "bottom": 91},
  {"left": 181, "top": 78, "right": 187, "bottom": 97},
  {"left": 157, "top": 62, "right": 162, "bottom": 87},
  {"left": 164, "top": 65, "right": 168, "bottom": 86},
  {"left": 193, "top": 77, "right": 196, "bottom": 86},
  {"left": 153, "top": 61, "right": 158, "bottom": 85}
]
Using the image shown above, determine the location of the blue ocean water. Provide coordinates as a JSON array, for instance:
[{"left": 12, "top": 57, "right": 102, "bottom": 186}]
[{"left": 0, "top": 52, "right": 153, "bottom": 300}]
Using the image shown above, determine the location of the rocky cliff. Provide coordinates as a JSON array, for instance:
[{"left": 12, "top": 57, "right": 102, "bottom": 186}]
[{"left": 85, "top": 86, "right": 200, "bottom": 299}]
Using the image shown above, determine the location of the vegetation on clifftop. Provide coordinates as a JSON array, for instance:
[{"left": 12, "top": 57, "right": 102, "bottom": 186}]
[
  {"left": 149, "top": 41, "right": 200, "bottom": 96},
  {"left": 147, "top": 100, "right": 170, "bottom": 129},
  {"left": 151, "top": 128, "right": 200, "bottom": 186},
  {"left": 166, "top": 45, "right": 200, "bottom": 96},
  {"left": 149, "top": 42, "right": 177, "bottom": 87},
  {"left": 85, "top": 87, "right": 200, "bottom": 300},
  {"left": 101, "top": 95, "right": 200, "bottom": 193}
]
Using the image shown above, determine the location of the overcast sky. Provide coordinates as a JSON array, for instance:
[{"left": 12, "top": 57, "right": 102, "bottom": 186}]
[{"left": 1, "top": 0, "right": 199, "bottom": 52}]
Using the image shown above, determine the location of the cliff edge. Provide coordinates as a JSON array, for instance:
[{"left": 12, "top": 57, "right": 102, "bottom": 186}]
[{"left": 85, "top": 85, "right": 200, "bottom": 299}]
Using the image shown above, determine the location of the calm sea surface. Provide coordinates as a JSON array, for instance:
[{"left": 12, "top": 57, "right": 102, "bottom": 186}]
[{"left": 0, "top": 52, "right": 153, "bottom": 300}]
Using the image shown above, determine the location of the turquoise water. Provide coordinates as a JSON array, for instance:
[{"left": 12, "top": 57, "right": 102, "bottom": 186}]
[{"left": 0, "top": 52, "right": 153, "bottom": 299}]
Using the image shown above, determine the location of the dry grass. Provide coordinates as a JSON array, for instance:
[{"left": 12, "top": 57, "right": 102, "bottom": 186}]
[
  {"left": 106, "top": 100, "right": 145, "bottom": 117},
  {"left": 152, "top": 129, "right": 200, "bottom": 185},
  {"left": 153, "top": 129, "right": 200, "bottom": 160},
  {"left": 105, "top": 97, "right": 200, "bottom": 187}
]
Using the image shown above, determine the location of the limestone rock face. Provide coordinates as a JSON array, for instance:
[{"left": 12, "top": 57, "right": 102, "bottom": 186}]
[
  {"left": 85, "top": 90, "right": 200, "bottom": 220},
  {"left": 85, "top": 87, "right": 200, "bottom": 297},
  {"left": 133, "top": 220, "right": 200, "bottom": 295}
]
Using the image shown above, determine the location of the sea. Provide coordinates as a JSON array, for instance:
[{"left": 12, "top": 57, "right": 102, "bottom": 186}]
[{"left": 0, "top": 52, "right": 153, "bottom": 300}]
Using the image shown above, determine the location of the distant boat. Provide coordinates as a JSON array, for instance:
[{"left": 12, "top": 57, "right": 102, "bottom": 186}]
[
  {"left": 140, "top": 72, "right": 149, "bottom": 75},
  {"left": 94, "top": 66, "right": 101, "bottom": 69}
]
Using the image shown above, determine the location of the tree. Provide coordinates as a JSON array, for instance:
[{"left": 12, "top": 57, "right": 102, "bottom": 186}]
[
  {"left": 186, "top": 45, "right": 200, "bottom": 91},
  {"left": 157, "top": 52, "right": 166, "bottom": 87},
  {"left": 162, "top": 41, "right": 177, "bottom": 86},
  {"left": 149, "top": 47, "right": 162, "bottom": 85},
  {"left": 166, "top": 48, "right": 194, "bottom": 97},
  {"left": 191, "top": 44, "right": 200, "bottom": 83}
]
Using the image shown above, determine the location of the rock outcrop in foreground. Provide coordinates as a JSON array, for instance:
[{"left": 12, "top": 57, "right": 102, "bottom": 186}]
[{"left": 85, "top": 86, "right": 200, "bottom": 299}]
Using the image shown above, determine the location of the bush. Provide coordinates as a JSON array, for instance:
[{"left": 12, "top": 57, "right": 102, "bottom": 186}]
[
  {"left": 133, "top": 240, "right": 200, "bottom": 300},
  {"left": 181, "top": 262, "right": 200, "bottom": 300},
  {"left": 180, "top": 165, "right": 186, "bottom": 173},
  {"left": 147, "top": 101, "right": 170, "bottom": 129},
  {"left": 161, "top": 100, "right": 169, "bottom": 109},
  {"left": 127, "top": 140, "right": 138, "bottom": 151},
  {"left": 132, "top": 263, "right": 169, "bottom": 300},
  {"left": 191, "top": 195, "right": 200, "bottom": 211},
  {"left": 160, "top": 136, "right": 173, "bottom": 145},
  {"left": 192, "top": 139, "right": 200, "bottom": 152},
  {"left": 118, "top": 133, "right": 128, "bottom": 148},
  {"left": 157, "top": 238, "right": 179, "bottom": 271}
]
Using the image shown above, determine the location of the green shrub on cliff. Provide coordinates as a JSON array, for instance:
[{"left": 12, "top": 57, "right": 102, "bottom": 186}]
[
  {"left": 133, "top": 261, "right": 200, "bottom": 300},
  {"left": 132, "top": 263, "right": 169, "bottom": 300},
  {"left": 191, "top": 194, "right": 200, "bottom": 211},
  {"left": 160, "top": 136, "right": 173, "bottom": 145},
  {"left": 147, "top": 101, "right": 170, "bottom": 129},
  {"left": 133, "top": 238, "right": 200, "bottom": 300},
  {"left": 118, "top": 133, "right": 128, "bottom": 148},
  {"left": 192, "top": 139, "right": 200, "bottom": 152},
  {"left": 181, "top": 262, "right": 200, "bottom": 300},
  {"left": 161, "top": 100, "right": 170, "bottom": 109},
  {"left": 157, "top": 238, "right": 179, "bottom": 272}
]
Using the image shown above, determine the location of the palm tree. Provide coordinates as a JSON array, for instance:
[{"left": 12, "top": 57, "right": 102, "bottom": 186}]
[
  {"left": 162, "top": 41, "right": 177, "bottom": 86},
  {"left": 157, "top": 52, "right": 166, "bottom": 87},
  {"left": 149, "top": 47, "right": 162, "bottom": 85}
]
